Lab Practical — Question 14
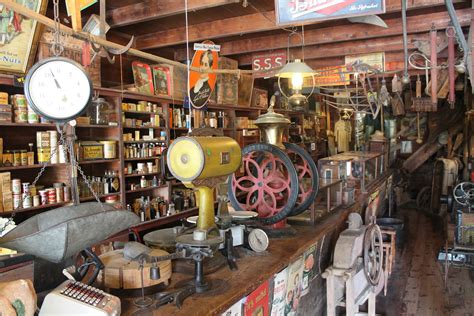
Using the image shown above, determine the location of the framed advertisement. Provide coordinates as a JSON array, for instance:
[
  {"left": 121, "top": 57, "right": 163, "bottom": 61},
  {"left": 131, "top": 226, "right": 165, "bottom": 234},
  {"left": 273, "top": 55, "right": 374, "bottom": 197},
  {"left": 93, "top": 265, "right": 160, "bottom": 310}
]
[
  {"left": 0, "top": 0, "right": 49, "bottom": 74},
  {"left": 151, "top": 65, "right": 171, "bottom": 96},
  {"left": 275, "top": 0, "right": 385, "bottom": 26},
  {"left": 131, "top": 61, "right": 154, "bottom": 95}
]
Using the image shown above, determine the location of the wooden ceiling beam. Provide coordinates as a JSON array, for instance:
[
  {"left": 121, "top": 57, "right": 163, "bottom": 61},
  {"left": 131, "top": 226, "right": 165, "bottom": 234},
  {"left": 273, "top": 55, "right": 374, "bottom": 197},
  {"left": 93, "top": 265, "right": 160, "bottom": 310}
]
[
  {"left": 107, "top": 0, "right": 240, "bottom": 28},
  {"left": 235, "top": 33, "right": 433, "bottom": 65},
  {"left": 176, "top": 7, "right": 470, "bottom": 61}
]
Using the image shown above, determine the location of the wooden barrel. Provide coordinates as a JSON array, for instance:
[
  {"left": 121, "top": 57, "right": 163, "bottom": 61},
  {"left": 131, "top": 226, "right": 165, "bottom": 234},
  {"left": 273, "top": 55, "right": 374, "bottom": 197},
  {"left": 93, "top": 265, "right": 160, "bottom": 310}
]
[{"left": 97, "top": 248, "right": 171, "bottom": 290}]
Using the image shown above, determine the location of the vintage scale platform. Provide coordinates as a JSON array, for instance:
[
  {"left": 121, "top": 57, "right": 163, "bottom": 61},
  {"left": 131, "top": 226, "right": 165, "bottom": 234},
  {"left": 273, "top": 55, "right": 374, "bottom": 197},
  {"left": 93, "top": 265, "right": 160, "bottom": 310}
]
[
  {"left": 228, "top": 96, "right": 319, "bottom": 231},
  {"left": 166, "top": 136, "right": 242, "bottom": 293}
]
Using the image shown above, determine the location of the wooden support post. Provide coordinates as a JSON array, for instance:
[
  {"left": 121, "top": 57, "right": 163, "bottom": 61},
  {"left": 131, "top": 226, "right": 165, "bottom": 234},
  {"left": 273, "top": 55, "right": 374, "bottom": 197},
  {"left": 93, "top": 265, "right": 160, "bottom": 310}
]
[{"left": 70, "top": 0, "right": 82, "bottom": 32}]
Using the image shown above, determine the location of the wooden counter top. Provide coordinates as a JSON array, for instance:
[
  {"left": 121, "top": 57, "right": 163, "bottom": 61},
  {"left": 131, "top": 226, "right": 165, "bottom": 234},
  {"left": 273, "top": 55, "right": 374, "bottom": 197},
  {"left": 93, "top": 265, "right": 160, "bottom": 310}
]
[{"left": 121, "top": 206, "right": 354, "bottom": 316}]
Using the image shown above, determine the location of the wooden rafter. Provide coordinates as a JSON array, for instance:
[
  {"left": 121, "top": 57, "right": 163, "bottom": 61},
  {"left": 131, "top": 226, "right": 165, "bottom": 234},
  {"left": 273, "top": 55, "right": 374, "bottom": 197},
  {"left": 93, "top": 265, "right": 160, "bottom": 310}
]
[
  {"left": 136, "top": 0, "right": 465, "bottom": 50},
  {"left": 107, "top": 0, "right": 240, "bottom": 28},
  {"left": 176, "top": 8, "right": 471, "bottom": 60}
]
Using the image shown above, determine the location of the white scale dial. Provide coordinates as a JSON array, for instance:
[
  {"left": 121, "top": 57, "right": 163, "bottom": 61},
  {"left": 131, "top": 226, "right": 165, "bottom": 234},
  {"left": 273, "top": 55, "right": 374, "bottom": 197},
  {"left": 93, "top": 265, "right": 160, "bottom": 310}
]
[{"left": 25, "top": 57, "right": 92, "bottom": 122}]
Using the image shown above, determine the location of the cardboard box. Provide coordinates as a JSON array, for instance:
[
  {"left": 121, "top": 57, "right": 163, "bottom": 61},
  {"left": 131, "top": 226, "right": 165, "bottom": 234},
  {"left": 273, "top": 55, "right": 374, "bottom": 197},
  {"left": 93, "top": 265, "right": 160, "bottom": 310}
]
[
  {"left": 215, "top": 57, "right": 238, "bottom": 105},
  {"left": 237, "top": 74, "right": 254, "bottom": 107},
  {"left": 37, "top": 28, "right": 101, "bottom": 87},
  {"left": 0, "top": 172, "right": 11, "bottom": 194},
  {"left": 2, "top": 191, "right": 12, "bottom": 212},
  {"left": 251, "top": 88, "right": 268, "bottom": 109},
  {"left": 236, "top": 117, "right": 249, "bottom": 129}
]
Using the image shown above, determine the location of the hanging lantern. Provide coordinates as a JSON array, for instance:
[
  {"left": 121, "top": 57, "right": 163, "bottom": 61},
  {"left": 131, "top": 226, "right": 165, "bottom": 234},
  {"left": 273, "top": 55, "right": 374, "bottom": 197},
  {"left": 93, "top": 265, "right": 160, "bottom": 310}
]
[{"left": 276, "top": 59, "right": 315, "bottom": 111}]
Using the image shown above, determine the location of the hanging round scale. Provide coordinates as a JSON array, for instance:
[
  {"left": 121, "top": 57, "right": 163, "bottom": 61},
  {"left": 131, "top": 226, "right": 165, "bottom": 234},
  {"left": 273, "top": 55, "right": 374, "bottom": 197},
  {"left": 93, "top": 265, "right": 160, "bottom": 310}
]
[{"left": 24, "top": 56, "right": 93, "bottom": 122}]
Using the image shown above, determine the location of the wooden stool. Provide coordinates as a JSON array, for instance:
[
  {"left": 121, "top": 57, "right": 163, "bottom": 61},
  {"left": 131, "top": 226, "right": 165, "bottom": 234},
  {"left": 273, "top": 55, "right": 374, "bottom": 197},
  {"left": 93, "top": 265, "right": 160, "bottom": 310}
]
[{"left": 380, "top": 228, "right": 397, "bottom": 296}]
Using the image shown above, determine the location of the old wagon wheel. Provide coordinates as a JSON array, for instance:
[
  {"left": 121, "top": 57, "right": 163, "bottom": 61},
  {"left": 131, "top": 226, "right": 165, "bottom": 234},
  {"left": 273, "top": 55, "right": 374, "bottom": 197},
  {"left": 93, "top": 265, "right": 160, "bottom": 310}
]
[
  {"left": 284, "top": 142, "right": 319, "bottom": 216},
  {"left": 453, "top": 182, "right": 474, "bottom": 206},
  {"left": 228, "top": 143, "right": 299, "bottom": 225},
  {"left": 364, "top": 221, "right": 384, "bottom": 286}
]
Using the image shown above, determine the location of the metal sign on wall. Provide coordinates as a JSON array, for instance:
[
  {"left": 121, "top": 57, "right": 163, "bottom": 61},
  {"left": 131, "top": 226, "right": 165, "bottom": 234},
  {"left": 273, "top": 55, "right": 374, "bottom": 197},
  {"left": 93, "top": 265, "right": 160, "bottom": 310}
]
[
  {"left": 252, "top": 50, "right": 287, "bottom": 78},
  {"left": 275, "top": 0, "right": 385, "bottom": 25},
  {"left": 345, "top": 52, "right": 385, "bottom": 72},
  {"left": 303, "top": 65, "right": 350, "bottom": 87}
]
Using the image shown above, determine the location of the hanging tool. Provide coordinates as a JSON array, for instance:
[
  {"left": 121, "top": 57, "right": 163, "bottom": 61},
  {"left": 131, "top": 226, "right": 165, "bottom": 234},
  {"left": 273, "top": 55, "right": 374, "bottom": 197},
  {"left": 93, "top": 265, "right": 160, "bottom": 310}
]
[
  {"left": 415, "top": 75, "right": 423, "bottom": 144},
  {"left": 430, "top": 25, "right": 438, "bottom": 107},
  {"left": 401, "top": 0, "right": 410, "bottom": 85},
  {"left": 348, "top": 15, "right": 388, "bottom": 28},
  {"left": 447, "top": 26, "right": 456, "bottom": 109}
]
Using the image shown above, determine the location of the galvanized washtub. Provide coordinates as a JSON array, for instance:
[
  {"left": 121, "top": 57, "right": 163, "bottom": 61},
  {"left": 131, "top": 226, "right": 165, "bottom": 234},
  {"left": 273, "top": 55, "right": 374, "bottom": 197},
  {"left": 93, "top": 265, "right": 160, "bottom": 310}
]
[{"left": 0, "top": 202, "right": 139, "bottom": 263}]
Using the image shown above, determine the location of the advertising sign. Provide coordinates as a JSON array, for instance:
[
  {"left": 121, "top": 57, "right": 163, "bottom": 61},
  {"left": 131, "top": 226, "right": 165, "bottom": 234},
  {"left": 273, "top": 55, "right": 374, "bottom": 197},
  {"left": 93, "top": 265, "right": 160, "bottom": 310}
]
[
  {"left": 188, "top": 40, "right": 219, "bottom": 109},
  {"left": 345, "top": 52, "right": 385, "bottom": 72},
  {"left": 304, "top": 65, "right": 350, "bottom": 87},
  {"left": 252, "top": 50, "right": 287, "bottom": 78},
  {"left": 275, "top": 0, "right": 385, "bottom": 25}
]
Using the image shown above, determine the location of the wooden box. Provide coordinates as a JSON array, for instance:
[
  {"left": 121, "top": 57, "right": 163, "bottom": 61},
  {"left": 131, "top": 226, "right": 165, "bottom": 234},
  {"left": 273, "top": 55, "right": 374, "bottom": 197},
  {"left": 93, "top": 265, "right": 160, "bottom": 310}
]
[
  {"left": 36, "top": 28, "right": 101, "bottom": 87},
  {"left": 215, "top": 57, "right": 238, "bottom": 105},
  {"left": 251, "top": 88, "right": 268, "bottom": 109},
  {"left": 158, "top": 63, "right": 187, "bottom": 101},
  {"left": 238, "top": 74, "right": 254, "bottom": 107}
]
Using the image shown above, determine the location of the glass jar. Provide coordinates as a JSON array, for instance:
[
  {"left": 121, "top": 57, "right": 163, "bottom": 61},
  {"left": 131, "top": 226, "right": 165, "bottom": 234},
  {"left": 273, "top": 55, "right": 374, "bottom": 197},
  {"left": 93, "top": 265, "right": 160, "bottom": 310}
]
[{"left": 88, "top": 97, "right": 110, "bottom": 125}]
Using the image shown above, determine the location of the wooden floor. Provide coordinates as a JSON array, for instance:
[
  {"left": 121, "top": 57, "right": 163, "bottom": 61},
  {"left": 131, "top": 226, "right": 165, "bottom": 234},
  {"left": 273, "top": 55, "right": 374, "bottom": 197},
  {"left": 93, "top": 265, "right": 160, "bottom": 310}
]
[{"left": 377, "top": 207, "right": 474, "bottom": 316}]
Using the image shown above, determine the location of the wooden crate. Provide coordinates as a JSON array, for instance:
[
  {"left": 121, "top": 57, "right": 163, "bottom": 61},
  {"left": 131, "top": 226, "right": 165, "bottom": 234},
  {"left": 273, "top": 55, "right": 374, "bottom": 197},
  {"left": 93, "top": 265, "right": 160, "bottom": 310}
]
[
  {"left": 251, "top": 88, "right": 268, "bottom": 109},
  {"left": 238, "top": 74, "right": 254, "bottom": 107},
  {"left": 158, "top": 63, "right": 187, "bottom": 101},
  {"left": 36, "top": 29, "right": 101, "bottom": 87},
  {"left": 215, "top": 57, "right": 238, "bottom": 105}
]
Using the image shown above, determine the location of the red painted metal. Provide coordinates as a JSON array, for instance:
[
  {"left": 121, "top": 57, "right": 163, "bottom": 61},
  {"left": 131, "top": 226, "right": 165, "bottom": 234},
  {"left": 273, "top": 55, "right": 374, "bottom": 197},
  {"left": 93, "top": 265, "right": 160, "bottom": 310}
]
[
  {"left": 232, "top": 151, "right": 293, "bottom": 218},
  {"left": 430, "top": 27, "right": 438, "bottom": 106},
  {"left": 447, "top": 27, "right": 456, "bottom": 109}
]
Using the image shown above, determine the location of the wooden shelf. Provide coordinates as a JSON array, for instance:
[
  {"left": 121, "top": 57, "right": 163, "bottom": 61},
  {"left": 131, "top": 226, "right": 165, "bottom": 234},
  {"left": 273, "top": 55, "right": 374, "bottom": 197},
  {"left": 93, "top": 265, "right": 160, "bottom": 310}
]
[
  {"left": 0, "top": 122, "right": 56, "bottom": 128},
  {"left": 129, "top": 208, "right": 198, "bottom": 233},
  {"left": 2, "top": 193, "right": 122, "bottom": 216},
  {"left": 123, "top": 110, "right": 159, "bottom": 115},
  {"left": 125, "top": 172, "right": 161, "bottom": 178},
  {"left": 124, "top": 157, "right": 161, "bottom": 162},
  {"left": 123, "top": 125, "right": 165, "bottom": 130},
  {"left": 76, "top": 124, "right": 119, "bottom": 129},
  {"left": 0, "top": 163, "right": 67, "bottom": 172},
  {"left": 170, "top": 127, "right": 189, "bottom": 131},
  {"left": 126, "top": 185, "right": 167, "bottom": 194},
  {"left": 236, "top": 127, "right": 258, "bottom": 130},
  {"left": 78, "top": 159, "right": 120, "bottom": 164},
  {"left": 123, "top": 140, "right": 166, "bottom": 144}
]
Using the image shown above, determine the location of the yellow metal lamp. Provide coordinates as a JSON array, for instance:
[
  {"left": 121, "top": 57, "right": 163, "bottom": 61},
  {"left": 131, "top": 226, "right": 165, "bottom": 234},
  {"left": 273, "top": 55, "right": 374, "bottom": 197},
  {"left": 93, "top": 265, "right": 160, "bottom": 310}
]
[
  {"left": 276, "top": 59, "right": 315, "bottom": 111},
  {"left": 167, "top": 136, "right": 241, "bottom": 231}
]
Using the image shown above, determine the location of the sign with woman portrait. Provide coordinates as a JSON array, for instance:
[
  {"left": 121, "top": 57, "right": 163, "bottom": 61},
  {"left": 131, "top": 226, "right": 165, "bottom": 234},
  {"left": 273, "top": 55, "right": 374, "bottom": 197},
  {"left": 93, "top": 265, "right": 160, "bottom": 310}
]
[
  {"left": 188, "top": 40, "right": 219, "bottom": 109},
  {"left": 0, "top": 0, "right": 48, "bottom": 74}
]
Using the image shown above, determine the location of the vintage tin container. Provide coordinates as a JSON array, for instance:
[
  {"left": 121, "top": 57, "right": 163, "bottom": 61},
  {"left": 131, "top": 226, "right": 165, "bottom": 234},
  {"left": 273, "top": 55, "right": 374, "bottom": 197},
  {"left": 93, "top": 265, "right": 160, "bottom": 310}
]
[
  {"left": 12, "top": 179, "right": 21, "bottom": 194},
  {"left": 0, "top": 92, "right": 8, "bottom": 104},
  {"left": 13, "top": 194, "right": 21, "bottom": 209},
  {"left": 100, "top": 141, "right": 117, "bottom": 159},
  {"left": 20, "top": 150, "right": 28, "bottom": 166},
  {"left": 12, "top": 150, "right": 21, "bottom": 166},
  {"left": 37, "top": 147, "right": 51, "bottom": 163},
  {"left": 11, "top": 94, "right": 27, "bottom": 109},
  {"left": 80, "top": 141, "right": 104, "bottom": 160},
  {"left": 36, "top": 131, "right": 51, "bottom": 148}
]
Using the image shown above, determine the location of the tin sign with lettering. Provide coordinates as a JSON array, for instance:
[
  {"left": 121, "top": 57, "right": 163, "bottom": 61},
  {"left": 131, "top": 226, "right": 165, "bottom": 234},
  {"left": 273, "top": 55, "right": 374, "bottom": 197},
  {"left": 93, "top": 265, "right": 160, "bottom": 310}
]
[
  {"left": 252, "top": 50, "right": 287, "bottom": 78},
  {"left": 275, "top": 0, "right": 385, "bottom": 25}
]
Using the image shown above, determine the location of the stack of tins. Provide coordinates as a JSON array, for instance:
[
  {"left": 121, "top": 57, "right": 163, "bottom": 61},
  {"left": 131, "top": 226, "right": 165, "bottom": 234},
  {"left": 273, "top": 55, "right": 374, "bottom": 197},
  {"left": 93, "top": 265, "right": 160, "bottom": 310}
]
[{"left": 0, "top": 92, "right": 12, "bottom": 122}]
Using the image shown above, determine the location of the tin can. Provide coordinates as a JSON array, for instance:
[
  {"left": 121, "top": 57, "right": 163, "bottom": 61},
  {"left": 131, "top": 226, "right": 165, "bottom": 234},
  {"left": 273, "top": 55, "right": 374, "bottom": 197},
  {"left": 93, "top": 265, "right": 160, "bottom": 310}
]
[
  {"left": 55, "top": 187, "right": 63, "bottom": 202},
  {"left": 0, "top": 92, "right": 8, "bottom": 104},
  {"left": 100, "top": 141, "right": 117, "bottom": 159},
  {"left": 49, "top": 131, "right": 58, "bottom": 164},
  {"left": 12, "top": 94, "right": 27, "bottom": 109},
  {"left": 64, "top": 186, "right": 70, "bottom": 202},
  {"left": 29, "top": 185, "right": 37, "bottom": 196},
  {"left": 22, "top": 182, "right": 30, "bottom": 194},
  {"left": 134, "top": 131, "right": 140, "bottom": 141},
  {"left": 47, "top": 188, "right": 56, "bottom": 204},
  {"left": 37, "top": 147, "right": 51, "bottom": 163},
  {"left": 12, "top": 150, "right": 21, "bottom": 166},
  {"left": 13, "top": 194, "right": 21, "bottom": 209},
  {"left": 27, "top": 105, "right": 39, "bottom": 123},
  {"left": 105, "top": 195, "right": 119, "bottom": 204},
  {"left": 2, "top": 150, "right": 12, "bottom": 166},
  {"left": 12, "top": 179, "right": 21, "bottom": 194},
  {"left": 33, "top": 195, "right": 40, "bottom": 207},
  {"left": 39, "top": 190, "right": 48, "bottom": 205},
  {"left": 22, "top": 193, "right": 32, "bottom": 208},
  {"left": 14, "top": 110, "right": 28, "bottom": 123},
  {"left": 36, "top": 131, "right": 50, "bottom": 148},
  {"left": 20, "top": 150, "right": 28, "bottom": 166}
]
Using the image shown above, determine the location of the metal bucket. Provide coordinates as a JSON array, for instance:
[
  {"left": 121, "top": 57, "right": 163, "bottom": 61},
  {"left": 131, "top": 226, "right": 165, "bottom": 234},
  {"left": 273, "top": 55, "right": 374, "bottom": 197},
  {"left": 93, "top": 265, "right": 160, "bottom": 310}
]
[
  {"left": 376, "top": 217, "right": 404, "bottom": 246},
  {"left": 384, "top": 119, "right": 397, "bottom": 139}
]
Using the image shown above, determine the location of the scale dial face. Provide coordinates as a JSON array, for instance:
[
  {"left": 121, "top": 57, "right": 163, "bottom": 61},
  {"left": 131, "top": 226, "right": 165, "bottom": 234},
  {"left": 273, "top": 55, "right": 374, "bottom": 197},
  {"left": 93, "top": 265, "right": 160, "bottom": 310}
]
[
  {"left": 248, "top": 228, "right": 269, "bottom": 253},
  {"left": 24, "top": 57, "right": 93, "bottom": 122}
]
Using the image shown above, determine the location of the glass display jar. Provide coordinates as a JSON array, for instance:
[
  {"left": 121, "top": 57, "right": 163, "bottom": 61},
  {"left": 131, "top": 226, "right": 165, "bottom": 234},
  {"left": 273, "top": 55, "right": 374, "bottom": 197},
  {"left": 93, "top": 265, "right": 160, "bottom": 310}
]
[{"left": 88, "top": 97, "right": 110, "bottom": 125}]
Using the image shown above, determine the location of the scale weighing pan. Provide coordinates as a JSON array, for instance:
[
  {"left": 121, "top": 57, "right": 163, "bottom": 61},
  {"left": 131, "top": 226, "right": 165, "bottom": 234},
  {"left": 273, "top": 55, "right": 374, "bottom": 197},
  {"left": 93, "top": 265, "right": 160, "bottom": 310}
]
[
  {"left": 228, "top": 211, "right": 258, "bottom": 219},
  {"left": 0, "top": 202, "right": 139, "bottom": 263},
  {"left": 186, "top": 216, "right": 219, "bottom": 224}
]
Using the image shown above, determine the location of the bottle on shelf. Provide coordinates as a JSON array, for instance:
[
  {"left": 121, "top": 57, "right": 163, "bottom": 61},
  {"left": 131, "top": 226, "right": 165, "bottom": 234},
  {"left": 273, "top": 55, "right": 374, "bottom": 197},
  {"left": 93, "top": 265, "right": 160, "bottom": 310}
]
[{"left": 140, "top": 176, "right": 147, "bottom": 188}]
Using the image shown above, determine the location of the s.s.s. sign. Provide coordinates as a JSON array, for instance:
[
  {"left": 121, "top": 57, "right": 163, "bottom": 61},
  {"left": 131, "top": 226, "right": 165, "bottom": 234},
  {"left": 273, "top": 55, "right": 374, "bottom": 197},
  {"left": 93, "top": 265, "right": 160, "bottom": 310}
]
[{"left": 275, "top": 0, "right": 385, "bottom": 25}]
